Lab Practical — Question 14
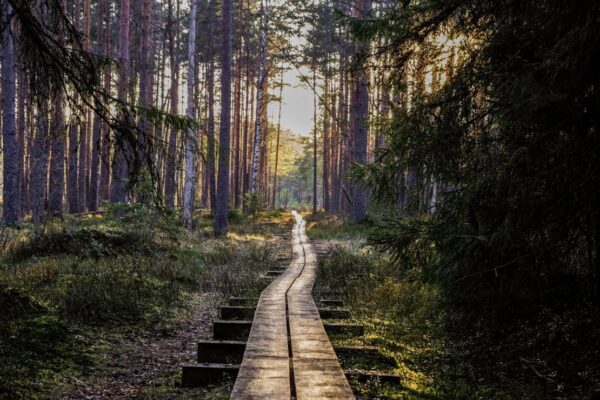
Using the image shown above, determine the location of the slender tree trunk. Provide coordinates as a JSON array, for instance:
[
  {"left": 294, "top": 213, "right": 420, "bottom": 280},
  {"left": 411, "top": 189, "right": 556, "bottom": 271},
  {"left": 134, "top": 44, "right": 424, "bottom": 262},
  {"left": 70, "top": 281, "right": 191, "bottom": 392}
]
[
  {"left": 233, "top": 54, "right": 242, "bottom": 209},
  {"left": 77, "top": 0, "right": 91, "bottom": 211},
  {"left": 2, "top": 2, "right": 19, "bottom": 223},
  {"left": 99, "top": 2, "right": 112, "bottom": 202},
  {"left": 312, "top": 64, "right": 318, "bottom": 214},
  {"left": 17, "top": 62, "right": 28, "bottom": 217},
  {"left": 350, "top": 0, "right": 371, "bottom": 223},
  {"left": 49, "top": 96, "right": 65, "bottom": 216},
  {"left": 323, "top": 73, "right": 331, "bottom": 211},
  {"left": 31, "top": 99, "right": 49, "bottom": 224},
  {"left": 67, "top": 118, "right": 79, "bottom": 213},
  {"left": 214, "top": 0, "right": 233, "bottom": 235},
  {"left": 48, "top": 0, "right": 67, "bottom": 217},
  {"left": 89, "top": 0, "right": 108, "bottom": 211},
  {"left": 164, "top": 0, "right": 179, "bottom": 208},
  {"left": 182, "top": 0, "right": 198, "bottom": 228},
  {"left": 111, "top": 0, "right": 132, "bottom": 204},
  {"left": 136, "top": 0, "right": 152, "bottom": 203},
  {"left": 204, "top": 0, "right": 217, "bottom": 210},
  {"left": 271, "top": 70, "right": 283, "bottom": 209},
  {"left": 250, "top": 0, "right": 267, "bottom": 193},
  {"left": 67, "top": 0, "right": 81, "bottom": 214}
]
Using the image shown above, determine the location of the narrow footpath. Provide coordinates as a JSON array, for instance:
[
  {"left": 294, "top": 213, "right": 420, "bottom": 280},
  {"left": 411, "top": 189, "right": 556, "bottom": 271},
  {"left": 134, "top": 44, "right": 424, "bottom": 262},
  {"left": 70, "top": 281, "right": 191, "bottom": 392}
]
[{"left": 230, "top": 211, "right": 354, "bottom": 399}]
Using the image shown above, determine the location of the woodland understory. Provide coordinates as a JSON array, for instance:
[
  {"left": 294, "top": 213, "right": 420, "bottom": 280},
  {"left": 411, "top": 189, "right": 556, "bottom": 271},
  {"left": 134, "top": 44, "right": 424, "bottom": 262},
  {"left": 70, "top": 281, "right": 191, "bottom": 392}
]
[{"left": 1, "top": 0, "right": 599, "bottom": 399}]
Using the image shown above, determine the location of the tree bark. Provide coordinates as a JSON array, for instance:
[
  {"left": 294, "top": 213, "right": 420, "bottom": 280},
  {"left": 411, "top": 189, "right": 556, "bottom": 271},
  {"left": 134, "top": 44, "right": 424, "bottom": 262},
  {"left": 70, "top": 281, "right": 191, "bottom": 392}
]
[
  {"left": 111, "top": 0, "right": 132, "bottom": 204},
  {"left": 214, "top": 0, "right": 233, "bottom": 235},
  {"left": 164, "top": 0, "right": 179, "bottom": 208},
  {"left": 250, "top": 0, "right": 267, "bottom": 194},
  {"left": 2, "top": 2, "right": 19, "bottom": 224},
  {"left": 350, "top": 0, "right": 371, "bottom": 223},
  {"left": 182, "top": 0, "right": 198, "bottom": 228},
  {"left": 312, "top": 62, "right": 318, "bottom": 214},
  {"left": 271, "top": 69, "right": 284, "bottom": 209},
  {"left": 31, "top": 99, "right": 49, "bottom": 224}
]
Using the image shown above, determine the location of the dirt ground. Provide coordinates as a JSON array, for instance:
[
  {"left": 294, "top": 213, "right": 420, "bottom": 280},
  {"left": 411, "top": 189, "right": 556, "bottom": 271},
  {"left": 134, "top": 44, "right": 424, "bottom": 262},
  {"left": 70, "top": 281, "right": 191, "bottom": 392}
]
[{"left": 50, "top": 293, "right": 229, "bottom": 400}]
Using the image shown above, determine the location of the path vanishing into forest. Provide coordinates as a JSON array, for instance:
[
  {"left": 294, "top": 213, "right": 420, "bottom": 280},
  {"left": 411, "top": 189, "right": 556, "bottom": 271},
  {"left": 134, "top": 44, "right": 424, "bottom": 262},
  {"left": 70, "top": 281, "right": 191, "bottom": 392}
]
[{"left": 230, "top": 211, "right": 354, "bottom": 399}]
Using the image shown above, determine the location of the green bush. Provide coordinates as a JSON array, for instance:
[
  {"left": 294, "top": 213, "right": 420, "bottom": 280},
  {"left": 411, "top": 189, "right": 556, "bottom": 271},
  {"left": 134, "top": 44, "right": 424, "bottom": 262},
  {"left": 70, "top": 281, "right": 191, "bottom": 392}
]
[{"left": 9, "top": 225, "right": 153, "bottom": 261}]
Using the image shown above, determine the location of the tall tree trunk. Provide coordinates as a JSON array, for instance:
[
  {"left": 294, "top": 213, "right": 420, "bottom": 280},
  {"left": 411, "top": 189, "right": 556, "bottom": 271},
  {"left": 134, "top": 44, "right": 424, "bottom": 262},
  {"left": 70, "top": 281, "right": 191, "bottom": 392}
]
[
  {"left": 67, "top": 119, "right": 79, "bottom": 213},
  {"left": 204, "top": 0, "right": 217, "bottom": 210},
  {"left": 2, "top": 2, "right": 19, "bottom": 223},
  {"left": 214, "top": 0, "right": 233, "bottom": 235},
  {"left": 89, "top": 0, "right": 108, "bottom": 211},
  {"left": 17, "top": 62, "right": 28, "bottom": 217},
  {"left": 77, "top": 0, "right": 91, "bottom": 211},
  {"left": 271, "top": 70, "right": 283, "bottom": 209},
  {"left": 111, "top": 0, "right": 131, "bottom": 203},
  {"left": 99, "top": 2, "right": 112, "bottom": 202},
  {"left": 350, "top": 0, "right": 371, "bottom": 223},
  {"left": 312, "top": 64, "right": 318, "bottom": 214},
  {"left": 250, "top": 0, "right": 267, "bottom": 193},
  {"left": 48, "top": 0, "right": 66, "bottom": 217},
  {"left": 137, "top": 0, "right": 152, "bottom": 203},
  {"left": 164, "top": 0, "right": 179, "bottom": 208},
  {"left": 67, "top": 0, "right": 81, "bottom": 214},
  {"left": 323, "top": 73, "right": 331, "bottom": 211},
  {"left": 31, "top": 100, "right": 49, "bottom": 224},
  {"left": 182, "top": 0, "right": 198, "bottom": 228},
  {"left": 232, "top": 53, "right": 242, "bottom": 209}
]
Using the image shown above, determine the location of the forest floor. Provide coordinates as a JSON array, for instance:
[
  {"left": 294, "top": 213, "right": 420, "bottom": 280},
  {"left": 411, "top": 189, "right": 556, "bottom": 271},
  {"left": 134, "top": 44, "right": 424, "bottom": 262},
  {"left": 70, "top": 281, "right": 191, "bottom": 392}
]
[
  {"left": 0, "top": 208, "right": 293, "bottom": 400},
  {"left": 2, "top": 210, "right": 598, "bottom": 399},
  {"left": 306, "top": 212, "right": 600, "bottom": 400}
]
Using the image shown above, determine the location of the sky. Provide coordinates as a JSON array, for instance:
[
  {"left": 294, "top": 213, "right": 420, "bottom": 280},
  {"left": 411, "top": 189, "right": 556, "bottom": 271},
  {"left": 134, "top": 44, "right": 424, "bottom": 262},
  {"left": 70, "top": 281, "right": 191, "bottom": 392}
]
[{"left": 268, "top": 67, "right": 316, "bottom": 137}]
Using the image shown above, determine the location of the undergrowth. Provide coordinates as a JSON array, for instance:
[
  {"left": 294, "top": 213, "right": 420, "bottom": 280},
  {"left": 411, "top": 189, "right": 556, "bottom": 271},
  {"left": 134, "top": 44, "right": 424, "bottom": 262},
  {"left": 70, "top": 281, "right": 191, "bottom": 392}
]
[
  {"left": 0, "top": 208, "right": 289, "bottom": 399},
  {"left": 312, "top": 215, "right": 599, "bottom": 400}
]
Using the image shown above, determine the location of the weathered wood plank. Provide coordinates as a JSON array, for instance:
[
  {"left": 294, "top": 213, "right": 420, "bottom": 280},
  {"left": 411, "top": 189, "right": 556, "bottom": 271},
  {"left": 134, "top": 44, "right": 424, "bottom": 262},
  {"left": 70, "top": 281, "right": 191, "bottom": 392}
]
[{"left": 231, "top": 211, "right": 354, "bottom": 399}]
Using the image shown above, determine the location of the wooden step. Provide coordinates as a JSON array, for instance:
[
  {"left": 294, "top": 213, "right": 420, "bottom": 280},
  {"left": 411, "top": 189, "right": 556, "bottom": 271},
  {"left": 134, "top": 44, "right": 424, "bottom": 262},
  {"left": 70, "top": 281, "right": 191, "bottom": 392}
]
[
  {"left": 319, "top": 308, "right": 351, "bottom": 319},
  {"left": 220, "top": 306, "right": 256, "bottom": 320},
  {"left": 334, "top": 346, "right": 398, "bottom": 369},
  {"left": 228, "top": 297, "right": 257, "bottom": 306},
  {"left": 197, "top": 340, "right": 246, "bottom": 364},
  {"left": 213, "top": 320, "right": 252, "bottom": 341},
  {"left": 345, "top": 369, "right": 401, "bottom": 385},
  {"left": 324, "top": 323, "right": 364, "bottom": 337},
  {"left": 182, "top": 363, "right": 239, "bottom": 387},
  {"left": 320, "top": 299, "right": 345, "bottom": 307}
]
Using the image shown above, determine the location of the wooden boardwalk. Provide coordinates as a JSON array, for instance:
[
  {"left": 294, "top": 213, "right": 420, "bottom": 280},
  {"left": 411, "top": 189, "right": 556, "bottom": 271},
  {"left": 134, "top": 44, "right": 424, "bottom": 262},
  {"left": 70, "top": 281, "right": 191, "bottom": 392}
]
[{"left": 230, "top": 211, "right": 354, "bottom": 399}]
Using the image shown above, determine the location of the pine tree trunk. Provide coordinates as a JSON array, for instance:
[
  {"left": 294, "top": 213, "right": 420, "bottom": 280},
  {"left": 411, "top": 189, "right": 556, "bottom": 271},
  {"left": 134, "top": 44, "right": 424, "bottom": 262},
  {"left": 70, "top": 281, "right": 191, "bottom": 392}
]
[
  {"left": 17, "top": 63, "right": 28, "bottom": 217},
  {"left": 77, "top": 0, "right": 91, "bottom": 211},
  {"left": 31, "top": 99, "right": 49, "bottom": 224},
  {"left": 67, "top": 119, "right": 79, "bottom": 213},
  {"left": 111, "top": 0, "right": 132, "bottom": 204},
  {"left": 350, "top": 0, "right": 371, "bottom": 223},
  {"left": 271, "top": 70, "right": 283, "bottom": 209},
  {"left": 323, "top": 74, "right": 331, "bottom": 211},
  {"left": 164, "top": 0, "right": 179, "bottom": 208},
  {"left": 2, "top": 2, "right": 19, "bottom": 224},
  {"left": 137, "top": 0, "right": 152, "bottom": 204},
  {"left": 182, "top": 0, "right": 198, "bottom": 228},
  {"left": 214, "top": 0, "right": 233, "bottom": 235},
  {"left": 312, "top": 64, "right": 318, "bottom": 214},
  {"left": 233, "top": 54, "right": 242, "bottom": 209},
  {"left": 88, "top": 0, "right": 107, "bottom": 211},
  {"left": 250, "top": 0, "right": 267, "bottom": 193}
]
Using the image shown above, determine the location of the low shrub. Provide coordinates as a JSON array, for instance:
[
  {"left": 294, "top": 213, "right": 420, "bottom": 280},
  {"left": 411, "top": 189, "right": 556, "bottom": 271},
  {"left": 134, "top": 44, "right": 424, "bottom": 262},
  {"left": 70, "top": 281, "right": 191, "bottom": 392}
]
[{"left": 9, "top": 225, "right": 153, "bottom": 261}]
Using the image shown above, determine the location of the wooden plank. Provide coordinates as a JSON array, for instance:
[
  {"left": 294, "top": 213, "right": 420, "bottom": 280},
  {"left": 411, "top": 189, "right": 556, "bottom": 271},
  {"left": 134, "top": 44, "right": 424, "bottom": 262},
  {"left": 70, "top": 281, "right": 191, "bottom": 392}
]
[
  {"left": 231, "top": 211, "right": 354, "bottom": 399},
  {"left": 288, "top": 219, "right": 354, "bottom": 400}
]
